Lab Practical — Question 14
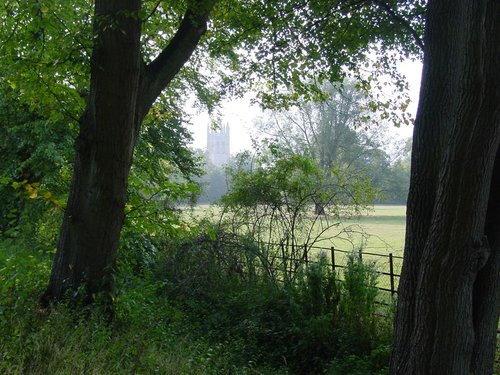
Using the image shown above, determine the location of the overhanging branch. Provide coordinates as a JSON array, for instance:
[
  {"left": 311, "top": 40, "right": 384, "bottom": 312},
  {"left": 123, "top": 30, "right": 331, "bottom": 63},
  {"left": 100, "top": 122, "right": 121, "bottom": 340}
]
[
  {"left": 374, "top": 0, "right": 424, "bottom": 51},
  {"left": 137, "top": 0, "right": 216, "bottom": 122}
]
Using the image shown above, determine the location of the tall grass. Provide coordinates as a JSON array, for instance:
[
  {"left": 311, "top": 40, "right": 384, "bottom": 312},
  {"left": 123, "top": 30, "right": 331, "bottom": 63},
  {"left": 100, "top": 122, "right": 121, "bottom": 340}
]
[
  {"left": 1, "top": 218, "right": 394, "bottom": 374},
  {"left": 0, "top": 240, "right": 279, "bottom": 374}
]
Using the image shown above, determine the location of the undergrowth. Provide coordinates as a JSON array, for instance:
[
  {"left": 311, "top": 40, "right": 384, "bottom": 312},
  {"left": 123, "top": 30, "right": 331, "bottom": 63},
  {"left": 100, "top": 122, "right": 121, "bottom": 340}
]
[
  {"left": 156, "top": 230, "right": 394, "bottom": 374},
  {"left": 0, "top": 239, "right": 279, "bottom": 374},
  {"left": 1, "top": 227, "right": 394, "bottom": 374}
]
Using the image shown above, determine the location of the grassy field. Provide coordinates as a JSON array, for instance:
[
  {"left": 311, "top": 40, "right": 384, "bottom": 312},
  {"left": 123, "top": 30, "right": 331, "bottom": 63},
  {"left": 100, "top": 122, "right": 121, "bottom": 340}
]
[
  {"left": 308, "top": 205, "right": 406, "bottom": 292},
  {"left": 182, "top": 204, "right": 406, "bottom": 253},
  {"left": 329, "top": 204, "right": 406, "bottom": 254},
  {"left": 181, "top": 204, "right": 406, "bottom": 289}
]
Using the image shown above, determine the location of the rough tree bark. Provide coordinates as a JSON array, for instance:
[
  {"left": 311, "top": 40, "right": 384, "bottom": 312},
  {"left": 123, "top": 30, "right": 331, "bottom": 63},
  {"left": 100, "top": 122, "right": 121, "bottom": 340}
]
[
  {"left": 42, "top": 0, "right": 215, "bottom": 304},
  {"left": 390, "top": 1, "right": 500, "bottom": 374}
]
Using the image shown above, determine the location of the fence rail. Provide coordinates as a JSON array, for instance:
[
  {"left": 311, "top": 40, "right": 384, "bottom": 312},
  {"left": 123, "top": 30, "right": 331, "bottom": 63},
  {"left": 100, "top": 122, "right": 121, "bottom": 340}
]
[
  {"left": 216, "top": 237, "right": 403, "bottom": 297},
  {"left": 293, "top": 243, "right": 403, "bottom": 296},
  {"left": 211, "top": 236, "right": 500, "bottom": 343}
]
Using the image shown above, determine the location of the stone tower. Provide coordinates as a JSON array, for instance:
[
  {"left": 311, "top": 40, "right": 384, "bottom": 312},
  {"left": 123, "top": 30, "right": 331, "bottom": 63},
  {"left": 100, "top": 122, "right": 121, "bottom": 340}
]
[{"left": 207, "top": 124, "right": 230, "bottom": 167}]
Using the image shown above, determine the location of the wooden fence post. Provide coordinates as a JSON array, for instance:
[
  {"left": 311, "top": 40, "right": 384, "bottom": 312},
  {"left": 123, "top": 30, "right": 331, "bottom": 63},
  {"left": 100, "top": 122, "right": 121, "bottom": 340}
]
[
  {"left": 331, "top": 246, "right": 335, "bottom": 271},
  {"left": 304, "top": 244, "right": 308, "bottom": 265},
  {"left": 359, "top": 247, "right": 363, "bottom": 261},
  {"left": 389, "top": 253, "right": 395, "bottom": 297}
]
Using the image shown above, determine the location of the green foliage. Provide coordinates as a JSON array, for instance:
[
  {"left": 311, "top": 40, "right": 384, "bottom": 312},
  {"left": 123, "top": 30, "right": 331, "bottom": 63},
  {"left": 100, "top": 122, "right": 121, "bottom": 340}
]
[
  {"left": 0, "top": 28, "right": 204, "bottom": 254},
  {"left": 224, "top": 151, "right": 375, "bottom": 219},
  {"left": 224, "top": 154, "right": 315, "bottom": 207},
  {"left": 207, "top": 0, "right": 424, "bottom": 108},
  {"left": 0, "top": 242, "right": 280, "bottom": 374},
  {"left": 120, "top": 111, "right": 204, "bottom": 276},
  {"left": 0, "top": 1, "right": 90, "bottom": 120},
  {"left": 0, "top": 0, "right": 206, "bottom": 245},
  {"left": 0, "top": 93, "right": 73, "bottom": 241},
  {"left": 156, "top": 229, "right": 393, "bottom": 374},
  {"left": 257, "top": 82, "right": 412, "bottom": 205},
  {"left": 217, "top": 151, "right": 376, "bottom": 282},
  {"left": 337, "top": 256, "right": 380, "bottom": 353},
  {"left": 0, "top": 225, "right": 393, "bottom": 374}
]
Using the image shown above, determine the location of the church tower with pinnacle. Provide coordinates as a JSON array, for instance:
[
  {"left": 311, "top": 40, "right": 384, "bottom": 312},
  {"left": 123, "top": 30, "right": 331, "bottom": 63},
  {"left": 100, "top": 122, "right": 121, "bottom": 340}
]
[{"left": 207, "top": 124, "right": 230, "bottom": 167}]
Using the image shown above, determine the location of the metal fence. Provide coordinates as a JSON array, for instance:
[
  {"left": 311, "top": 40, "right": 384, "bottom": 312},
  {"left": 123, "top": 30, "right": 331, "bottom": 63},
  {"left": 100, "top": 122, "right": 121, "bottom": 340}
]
[
  {"left": 283, "top": 243, "right": 403, "bottom": 296},
  {"left": 216, "top": 237, "right": 403, "bottom": 297}
]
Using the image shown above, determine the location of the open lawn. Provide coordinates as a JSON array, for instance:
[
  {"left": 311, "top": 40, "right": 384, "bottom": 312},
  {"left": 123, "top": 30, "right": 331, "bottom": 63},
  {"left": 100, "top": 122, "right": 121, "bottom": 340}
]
[
  {"left": 183, "top": 204, "right": 406, "bottom": 253},
  {"left": 330, "top": 204, "right": 406, "bottom": 254},
  {"left": 181, "top": 204, "right": 407, "bottom": 289},
  {"left": 306, "top": 205, "right": 406, "bottom": 293}
]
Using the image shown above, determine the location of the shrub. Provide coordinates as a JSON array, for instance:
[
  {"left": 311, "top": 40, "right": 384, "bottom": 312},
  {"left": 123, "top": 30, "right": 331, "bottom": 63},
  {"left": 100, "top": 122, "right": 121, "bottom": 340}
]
[
  {"left": 155, "top": 231, "right": 393, "bottom": 374},
  {"left": 0, "top": 241, "right": 281, "bottom": 375},
  {"left": 218, "top": 153, "right": 376, "bottom": 284}
]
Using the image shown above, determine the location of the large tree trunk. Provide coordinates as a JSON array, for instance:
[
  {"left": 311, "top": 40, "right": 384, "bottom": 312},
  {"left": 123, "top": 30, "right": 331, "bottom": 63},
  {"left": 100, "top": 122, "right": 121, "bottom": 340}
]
[
  {"left": 43, "top": 0, "right": 142, "bottom": 303},
  {"left": 43, "top": 0, "right": 214, "bottom": 304},
  {"left": 390, "top": 1, "right": 500, "bottom": 374}
]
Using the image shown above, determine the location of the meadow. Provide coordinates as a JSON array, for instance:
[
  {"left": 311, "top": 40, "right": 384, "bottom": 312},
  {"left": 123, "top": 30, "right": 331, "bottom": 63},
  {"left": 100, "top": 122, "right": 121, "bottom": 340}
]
[
  {"left": 183, "top": 204, "right": 406, "bottom": 252},
  {"left": 309, "top": 205, "right": 406, "bottom": 293},
  {"left": 336, "top": 205, "right": 406, "bottom": 252},
  {"left": 182, "top": 204, "right": 407, "bottom": 293}
]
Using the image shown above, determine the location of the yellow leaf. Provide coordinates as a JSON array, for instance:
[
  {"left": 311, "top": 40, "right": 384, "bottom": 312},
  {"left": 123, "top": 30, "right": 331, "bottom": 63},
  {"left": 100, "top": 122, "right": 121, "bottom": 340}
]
[
  {"left": 25, "top": 184, "right": 38, "bottom": 199},
  {"left": 12, "top": 180, "right": 27, "bottom": 189}
]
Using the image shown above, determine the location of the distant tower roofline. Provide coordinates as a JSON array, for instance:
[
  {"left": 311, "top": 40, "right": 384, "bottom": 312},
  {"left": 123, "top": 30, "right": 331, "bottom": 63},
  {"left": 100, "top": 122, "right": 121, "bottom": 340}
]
[
  {"left": 207, "top": 123, "right": 229, "bottom": 134},
  {"left": 207, "top": 123, "right": 230, "bottom": 167}
]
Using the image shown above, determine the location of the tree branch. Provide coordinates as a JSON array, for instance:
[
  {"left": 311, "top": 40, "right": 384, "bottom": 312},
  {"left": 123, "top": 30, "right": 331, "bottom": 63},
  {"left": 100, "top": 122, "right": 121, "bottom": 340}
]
[
  {"left": 142, "top": 0, "right": 162, "bottom": 22},
  {"left": 374, "top": 0, "right": 424, "bottom": 51},
  {"left": 137, "top": 0, "right": 216, "bottom": 122}
]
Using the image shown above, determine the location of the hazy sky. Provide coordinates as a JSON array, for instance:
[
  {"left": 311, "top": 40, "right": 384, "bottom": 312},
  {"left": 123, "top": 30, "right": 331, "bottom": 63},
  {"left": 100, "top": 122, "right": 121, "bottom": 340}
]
[{"left": 187, "top": 59, "right": 423, "bottom": 155}]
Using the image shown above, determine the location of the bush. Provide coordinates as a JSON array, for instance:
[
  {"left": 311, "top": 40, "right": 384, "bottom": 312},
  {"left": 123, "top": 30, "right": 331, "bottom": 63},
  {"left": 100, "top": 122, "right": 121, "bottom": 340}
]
[
  {"left": 155, "top": 231, "right": 393, "bottom": 374},
  {"left": 1, "top": 225, "right": 392, "bottom": 374},
  {"left": 0, "top": 241, "right": 281, "bottom": 374},
  {"left": 218, "top": 153, "right": 376, "bottom": 284}
]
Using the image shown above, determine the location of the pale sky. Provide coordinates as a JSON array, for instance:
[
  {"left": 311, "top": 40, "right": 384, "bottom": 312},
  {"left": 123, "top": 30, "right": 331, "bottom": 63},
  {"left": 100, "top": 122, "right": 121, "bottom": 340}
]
[{"left": 187, "top": 59, "right": 423, "bottom": 155}]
